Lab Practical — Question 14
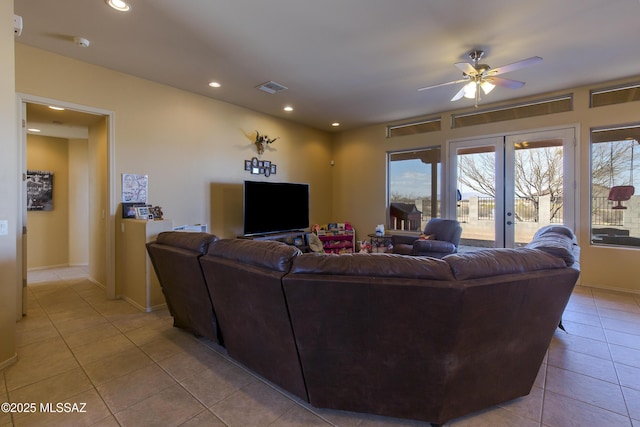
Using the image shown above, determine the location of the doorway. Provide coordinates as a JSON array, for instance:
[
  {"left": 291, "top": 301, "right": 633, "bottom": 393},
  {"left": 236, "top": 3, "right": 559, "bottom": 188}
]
[
  {"left": 17, "top": 94, "right": 116, "bottom": 316},
  {"left": 449, "top": 127, "right": 577, "bottom": 249}
]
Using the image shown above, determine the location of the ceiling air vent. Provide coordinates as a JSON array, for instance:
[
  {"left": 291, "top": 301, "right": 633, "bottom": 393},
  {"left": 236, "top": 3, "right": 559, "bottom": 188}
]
[{"left": 256, "top": 81, "right": 288, "bottom": 94}]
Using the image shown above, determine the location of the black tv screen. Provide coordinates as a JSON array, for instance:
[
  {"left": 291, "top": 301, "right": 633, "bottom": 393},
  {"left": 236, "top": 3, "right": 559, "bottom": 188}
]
[{"left": 243, "top": 181, "right": 310, "bottom": 236}]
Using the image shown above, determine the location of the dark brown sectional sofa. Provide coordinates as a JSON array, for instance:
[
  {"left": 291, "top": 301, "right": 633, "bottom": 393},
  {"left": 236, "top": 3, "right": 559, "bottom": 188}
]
[{"left": 146, "top": 225, "right": 580, "bottom": 426}]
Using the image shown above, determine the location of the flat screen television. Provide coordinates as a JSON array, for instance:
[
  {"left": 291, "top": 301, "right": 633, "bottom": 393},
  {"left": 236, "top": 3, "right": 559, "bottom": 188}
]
[{"left": 243, "top": 181, "right": 310, "bottom": 236}]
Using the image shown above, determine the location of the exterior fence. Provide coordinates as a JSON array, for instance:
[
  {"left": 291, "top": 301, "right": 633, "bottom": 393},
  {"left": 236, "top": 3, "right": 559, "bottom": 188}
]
[{"left": 394, "top": 194, "right": 634, "bottom": 241}]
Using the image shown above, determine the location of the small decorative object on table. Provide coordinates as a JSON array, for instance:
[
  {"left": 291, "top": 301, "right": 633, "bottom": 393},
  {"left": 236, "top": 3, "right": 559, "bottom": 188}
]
[{"left": 150, "top": 206, "right": 164, "bottom": 220}]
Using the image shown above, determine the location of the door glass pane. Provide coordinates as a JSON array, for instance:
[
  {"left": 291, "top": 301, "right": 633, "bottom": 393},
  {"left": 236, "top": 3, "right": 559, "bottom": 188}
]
[
  {"left": 512, "top": 139, "right": 564, "bottom": 246},
  {"left": 590, "top": 125, "right": 640, "bottom": 247},
  {"left": 388, "top": 148, "right": 441, "bottom": 232},
  {"left": 456, "top": 145, "right": 496, "bottom": 248}
]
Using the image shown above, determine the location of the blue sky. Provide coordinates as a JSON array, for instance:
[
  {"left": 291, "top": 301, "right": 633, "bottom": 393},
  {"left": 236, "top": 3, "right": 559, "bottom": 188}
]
[{"left": 389, "top": 159, "right": 436, "bottom": 200}]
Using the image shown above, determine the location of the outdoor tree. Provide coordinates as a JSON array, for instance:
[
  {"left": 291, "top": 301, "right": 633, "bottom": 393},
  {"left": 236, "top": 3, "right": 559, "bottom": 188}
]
[{"left": 457, "top": 142, "right": 633, "bottom": 222}]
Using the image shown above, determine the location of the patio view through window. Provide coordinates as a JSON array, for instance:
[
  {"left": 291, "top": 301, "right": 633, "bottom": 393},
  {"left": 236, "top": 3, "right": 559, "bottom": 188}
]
[
  {"left": 388, "top": 147, "right": 441, "bottom": 232},
  {"left": 591, "top": 124, "right": 640, "bottom": 248}
]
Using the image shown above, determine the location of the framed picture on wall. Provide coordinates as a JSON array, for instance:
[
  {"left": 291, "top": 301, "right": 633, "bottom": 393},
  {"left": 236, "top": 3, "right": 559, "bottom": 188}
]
[{"left": 26, "top": 170, "right": 54, "bottom": 211}]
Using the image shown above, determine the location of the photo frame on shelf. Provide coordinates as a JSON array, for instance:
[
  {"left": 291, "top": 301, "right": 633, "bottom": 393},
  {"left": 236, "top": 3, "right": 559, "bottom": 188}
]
[
  {"left": 134, "top": 206, "right": 153, "bottom": 220},
  {"left": 122, "top": 202, "right": 147, "bottom": 218},
  {"left": 150, "top": 206, "right": 164, "bottom": 220}
]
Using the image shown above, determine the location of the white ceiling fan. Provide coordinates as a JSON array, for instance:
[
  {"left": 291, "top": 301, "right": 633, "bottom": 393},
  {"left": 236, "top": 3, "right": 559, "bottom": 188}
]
[{"left": 418, "top": 49, "right": 543, "bottom": 107}]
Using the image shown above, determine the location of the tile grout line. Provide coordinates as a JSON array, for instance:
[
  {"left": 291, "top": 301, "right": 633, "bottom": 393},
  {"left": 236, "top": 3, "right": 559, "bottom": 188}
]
[
  {"left": 593, "top": 290, "right": 636, "bottom": 422},
  {"left": 38, "top": 279, "right": 121, "bottom": 426},
  {"left": 69, "top": 279, "right": 187, "bottom": 425},
  {"left": 71, "top": 278, "right": 232, "bottom": 426}
]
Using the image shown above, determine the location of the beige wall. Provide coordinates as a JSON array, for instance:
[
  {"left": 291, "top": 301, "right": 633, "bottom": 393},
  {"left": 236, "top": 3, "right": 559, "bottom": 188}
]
[
  {"left": 68, "top": 138, "right": 89, "bottom": 266},
  {"left": 333, "top": 81, "right": 640, "bottom": 294},
  {"left": 15, "top": 43, "right": 334, "bottom": 295},
  {"left": 87, "top": 119, "right": 108, "bottom": 287},
  {"left": 0, "top": 0, "right": 17, "bottom": 368},
  {"left": 26, "top": 135, "right": 70, "bottom": 269},
  {"left": 25, "top": 135, "right": 89, "bottom": 270},
  {"left": 12, "top": 32, "right": 640, "bottom": 313}
]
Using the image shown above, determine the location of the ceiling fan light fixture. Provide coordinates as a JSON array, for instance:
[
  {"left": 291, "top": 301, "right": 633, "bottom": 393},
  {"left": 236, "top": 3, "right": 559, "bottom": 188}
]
[
  {"left": 480, "top": 80, "right": 495, "bottom": 95},
  {"left": 463, "top": 81, "right": 477, "bottom": 99}
]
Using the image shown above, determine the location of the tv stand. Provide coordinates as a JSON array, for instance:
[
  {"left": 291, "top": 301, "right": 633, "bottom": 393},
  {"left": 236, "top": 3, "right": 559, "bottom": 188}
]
[{"left": 240, "top": 231, "right": 310, "bottom": 252}]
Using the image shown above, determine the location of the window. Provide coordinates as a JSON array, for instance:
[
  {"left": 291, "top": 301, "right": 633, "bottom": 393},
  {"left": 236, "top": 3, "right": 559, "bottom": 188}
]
[
  {"left": 590, "top": 124, "right": 640, "bottom": 247},
  {"left": 451, "top": 95, "right": 572, "bottom": 128},
  {"left": 387, "top": 147, "right": 441, "bottom": 232},
  {"left": 387, "top": 118, "right": 441, "bottom": 138},
  {"left": 591, "top": 82, "right": 640, "bottom": 107}
]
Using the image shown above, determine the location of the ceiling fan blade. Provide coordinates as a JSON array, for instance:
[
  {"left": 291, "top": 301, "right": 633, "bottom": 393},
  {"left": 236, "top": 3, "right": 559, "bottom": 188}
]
[
  {"left": 451, "top": 86, "right": 467, "bottom": 101},
  {"left": 454, "top": 62, "right": 477, "bottom": 75},
  {"left": 485, "top": 76, "right": 525, "bottom": 89},
  {"left": 417, "top": 79, "right": 466, "bottom": 92},
  {"left": 488, "top": 56, "right": 542, "bottom": 76}
]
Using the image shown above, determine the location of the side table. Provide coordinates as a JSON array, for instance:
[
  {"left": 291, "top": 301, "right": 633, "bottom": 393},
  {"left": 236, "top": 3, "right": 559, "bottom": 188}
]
[{"left": 368, "top": 233, "right": 393, "bottom": 253}]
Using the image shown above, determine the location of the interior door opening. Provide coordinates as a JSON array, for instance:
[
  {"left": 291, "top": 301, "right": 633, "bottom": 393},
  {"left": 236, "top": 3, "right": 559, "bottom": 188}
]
[{"left": 18, "top": 95, "right": 115, "bottom": 316}]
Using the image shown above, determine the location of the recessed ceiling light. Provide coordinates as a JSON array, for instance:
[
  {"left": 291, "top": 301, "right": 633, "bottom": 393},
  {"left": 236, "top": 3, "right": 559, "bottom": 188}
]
[
  {"left": 48, "top": 106, "right": 65, "bottom": 111},
  {"left": 105, "top": 0, "right": 131, "bottom": 12},
  {"left": 208, "top": 81, "right": 221, "bottom": 88},
  {"left": 331, "top": 122, "right": 340, "bottom": 127},
  {"left": 283, "top": 106, "right": 294, "bottom": 112}
]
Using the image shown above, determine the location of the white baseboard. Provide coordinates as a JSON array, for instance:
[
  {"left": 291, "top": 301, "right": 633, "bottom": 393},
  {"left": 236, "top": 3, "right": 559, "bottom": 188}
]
[
  {"left": 579, "top": 282, "right": 640, "bottom": 296},
  {"left": 119, "top": 295, "right": 167, "bottom": 313}
]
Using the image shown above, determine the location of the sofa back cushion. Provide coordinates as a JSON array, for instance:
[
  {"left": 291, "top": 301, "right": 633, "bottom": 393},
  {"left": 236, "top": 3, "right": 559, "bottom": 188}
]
[
  {"left": 526, "top": 225, "right": 579, "bottom": 266},
  {"left": 290, "top": 252, "right": 455, "bottom": 281},
  {"left": 155, "top": 231, "right": 217, "bottom": 254},
  {"left": 146, "top": 231, "right": 221, "bottom": 343},
  {"left": 206, "top": 238, "right": 302, "bottom": 272},
  {"left": 444, "top": 248, "right": 567, "bottom": 281},
  {"left": 199, "top": 238, "right": 307, "bottom": 400}
]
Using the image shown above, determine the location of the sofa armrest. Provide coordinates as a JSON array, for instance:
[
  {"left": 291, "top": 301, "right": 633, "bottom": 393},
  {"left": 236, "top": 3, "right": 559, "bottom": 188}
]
[
  {"left": 412, "top": 239, "right": 456, "bottom": 255},
  {"left": 391, "top": 234, "right": 418, "bottom": 246},
  {"left": 525, "top": 232, "right": 579, "bottom": 267}
]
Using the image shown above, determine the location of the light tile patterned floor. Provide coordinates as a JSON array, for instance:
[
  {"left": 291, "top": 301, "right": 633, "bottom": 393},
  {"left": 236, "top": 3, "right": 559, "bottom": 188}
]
[{"left": 1, "top": 267, "right": 639, "bottom": 426}]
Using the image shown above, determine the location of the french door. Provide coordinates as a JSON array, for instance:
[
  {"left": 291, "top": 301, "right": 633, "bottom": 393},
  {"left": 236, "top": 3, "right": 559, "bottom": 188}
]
[{"left": 449, "top": 127, "right": 576, "bottom": 249}]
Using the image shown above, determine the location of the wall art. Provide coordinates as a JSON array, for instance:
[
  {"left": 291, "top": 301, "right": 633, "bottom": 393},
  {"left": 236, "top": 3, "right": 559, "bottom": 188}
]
[{"left": 26, "top": 170, "right": 54, "bottom": 211}]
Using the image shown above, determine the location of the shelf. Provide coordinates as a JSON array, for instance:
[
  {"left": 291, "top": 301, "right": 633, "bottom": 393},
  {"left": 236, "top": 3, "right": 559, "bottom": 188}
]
[{"left": 316, "top": 227, "right": 355, "bottom": 254}]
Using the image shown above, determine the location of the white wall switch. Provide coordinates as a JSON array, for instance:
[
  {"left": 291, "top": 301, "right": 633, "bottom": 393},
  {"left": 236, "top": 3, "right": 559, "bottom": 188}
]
[{"left": 0, "top": 220, "right": 8, "bottom": 236}]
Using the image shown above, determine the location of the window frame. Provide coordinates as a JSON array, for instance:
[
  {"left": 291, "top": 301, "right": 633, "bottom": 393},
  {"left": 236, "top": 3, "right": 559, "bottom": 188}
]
[{"left": 386, "top": 146, "right": 442, "bottom": 233}]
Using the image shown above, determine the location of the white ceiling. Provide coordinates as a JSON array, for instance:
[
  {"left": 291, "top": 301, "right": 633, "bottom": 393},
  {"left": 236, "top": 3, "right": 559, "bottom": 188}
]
[{"left": 14, "top": 0, "right": 640, "bottom": 132}]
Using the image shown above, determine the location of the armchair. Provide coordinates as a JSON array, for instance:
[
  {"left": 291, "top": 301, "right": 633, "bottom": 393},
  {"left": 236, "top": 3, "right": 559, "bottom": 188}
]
[{"left": 392, "top": 218, "right": 462, "bottom": 258}]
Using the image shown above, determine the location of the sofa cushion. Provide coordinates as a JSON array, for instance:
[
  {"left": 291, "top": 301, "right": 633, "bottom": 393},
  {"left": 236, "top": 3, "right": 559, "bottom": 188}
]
[
  {"left": 444, "top": 248, "right": 566, "bottom": 280},
  {"left": 533, "top": 224, "right": 576, "bottom": 240},
  {"left": 526, "top": 225, "right": 578, "bottom": 266},
  {"left": 412, "top": 239, "right": 456, "bottom": 255},
  {"left": 207, "top": 238, "right": 302, "bottom": 272},
  {"left": 291, "top": 252, "right": 455, "bottom": 281},
  {"left": 155, "top": 231, "right": 218, "bottom": 254}
]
